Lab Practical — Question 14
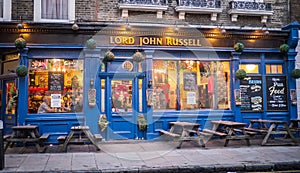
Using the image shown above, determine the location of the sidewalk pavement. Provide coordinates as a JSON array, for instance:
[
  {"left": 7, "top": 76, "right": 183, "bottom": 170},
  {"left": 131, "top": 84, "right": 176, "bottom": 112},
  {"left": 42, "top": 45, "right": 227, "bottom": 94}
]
[{"left": 1, "top": 138, "right": 300, "bottom": 173}]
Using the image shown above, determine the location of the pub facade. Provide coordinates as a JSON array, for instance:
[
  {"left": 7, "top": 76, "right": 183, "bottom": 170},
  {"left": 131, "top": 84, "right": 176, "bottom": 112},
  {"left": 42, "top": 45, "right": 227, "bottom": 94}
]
[{"left": 0, "top": 0, "right": 299, "bottom": 143}]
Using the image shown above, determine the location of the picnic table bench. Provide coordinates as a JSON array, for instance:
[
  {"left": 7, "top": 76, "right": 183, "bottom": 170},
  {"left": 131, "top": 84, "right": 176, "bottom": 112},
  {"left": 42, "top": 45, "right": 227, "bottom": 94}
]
[
  {"left": 202, "top": 120, "right": 252, "bottom": 147},
  {"left": 58, "top": 126, "right": 102, "bottom": 152},
  {"left": 159, "top": 121, "right": 205, "bottom": 148},
  {"left": 245, "top": 119, "right": 298, "bottom": 146},
  {"left": 4, "top": 125, "right": 49, "bottom": 153}
]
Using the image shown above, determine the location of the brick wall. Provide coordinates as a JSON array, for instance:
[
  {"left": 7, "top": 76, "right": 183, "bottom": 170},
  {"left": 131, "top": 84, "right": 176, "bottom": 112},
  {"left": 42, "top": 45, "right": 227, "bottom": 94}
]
[{"left": 10, "top": 0, "right": 293, "bottom": 28}]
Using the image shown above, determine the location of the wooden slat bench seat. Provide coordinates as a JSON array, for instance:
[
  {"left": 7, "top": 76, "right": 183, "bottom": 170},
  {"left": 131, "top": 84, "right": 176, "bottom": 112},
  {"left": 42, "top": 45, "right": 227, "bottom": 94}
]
[
  {"left": 233, "top": 128, "right": 257, "bottom": 136},
  {"left": 57, "top": 135, "right": 67, "bottom": 143},
  {"left": 202, "top": 129, "right": 227, "bottom": 137},
  {"left": 94, "top": 134, "right": 103, "bottom": 141},
  {"left": 159, "top": 130, "right": 180, "bottom": 138},
  {"left": 244, "top": 127, "right": 268, "bottom": 133},
  {"left": 39, "top": 134, "right": 50, "bottom": 140},
  {"left": 4, "top": 134, "right": 11, "bottom": 140}
]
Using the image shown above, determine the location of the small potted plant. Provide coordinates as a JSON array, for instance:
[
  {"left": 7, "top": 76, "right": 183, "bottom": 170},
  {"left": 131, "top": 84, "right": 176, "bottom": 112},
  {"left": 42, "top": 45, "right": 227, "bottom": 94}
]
[
  {"left": 15, "top": 37, "right": 26, "bottom": 49},
  {"left": 16, "top": 65, "right": 28, "bottom": 77},
  {"left": 103, "top": 51, "right": 115, "bottom": 62},
  {"left": 234, "top": 42, "right": 244, "bottom": 52},
  {"left": 236, "top": 69, "right": 247, "bottom": 80},
  {"left": 85, "top": 38, "right": 97, "bottom": 49},
  {"left": 280, "top": 44, "right": 290, "bottom": 54},
  {"left": 98, "top": 114, "right": 109, "bottom": 131},
  {"left": 138, "top": 114, "right": 147, "bottom": 131},
  {"left": 291, "top": 69, "right": 300, "bottom": 79},
  {"left": 133, "top": 51, "right": 144, "bottom": 62}
]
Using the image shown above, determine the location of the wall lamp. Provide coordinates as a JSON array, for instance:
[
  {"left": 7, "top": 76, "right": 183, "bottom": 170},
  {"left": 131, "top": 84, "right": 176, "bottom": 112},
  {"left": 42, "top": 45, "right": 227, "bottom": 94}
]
[
  {"left": 218, "top": 23, "right": 226, "bottom": 34},
  {"left": 148, "top": 79, "right": 152, "bottom": 88},
  {"left": 72, "top": 19, "right": 79, "bottom": 31},
  {"left": 173, "top": 21, "right": 179, "bottom": 33},
  {"left": 16, "top": 16, "right": 23, "bottom": 29},
  {"left": 125, "top": 18, "right": 131, "bottom": 31},
  {"left": 262, "top": 24, "right": 269, "bottom": 35}
]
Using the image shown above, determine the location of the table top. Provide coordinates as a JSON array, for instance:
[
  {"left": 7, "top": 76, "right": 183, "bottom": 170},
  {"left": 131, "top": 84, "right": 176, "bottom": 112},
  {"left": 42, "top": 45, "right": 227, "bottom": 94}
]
[
  {"left": 291, "top": 119, "right": 300, "bottom": 122},
  {"left": 250, "top": 119, "right": 287, "bottom": 124},
  {"left": 170, "top": 121, "right": 200, "bottom": 127},
  {"left": 12, "top": 125, "right": 38, "bottom": 130},
  {"left": 211, "top": 120, "right": 247, "bottom": 127},
  {"left": 71, "top": 126, "right": 90, "bottom": 130}
]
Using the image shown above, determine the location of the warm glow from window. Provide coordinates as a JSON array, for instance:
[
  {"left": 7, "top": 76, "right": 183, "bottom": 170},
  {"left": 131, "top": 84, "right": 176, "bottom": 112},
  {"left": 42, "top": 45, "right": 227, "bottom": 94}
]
[{"left": 240, "top": 64, "right": 259, "bottom": 73}]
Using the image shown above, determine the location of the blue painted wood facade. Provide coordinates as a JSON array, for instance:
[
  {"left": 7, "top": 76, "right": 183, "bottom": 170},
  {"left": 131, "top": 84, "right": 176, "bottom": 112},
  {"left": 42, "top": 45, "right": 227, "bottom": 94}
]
[{"left": 0, "top": 22, "right": 299, "bottom": 144}]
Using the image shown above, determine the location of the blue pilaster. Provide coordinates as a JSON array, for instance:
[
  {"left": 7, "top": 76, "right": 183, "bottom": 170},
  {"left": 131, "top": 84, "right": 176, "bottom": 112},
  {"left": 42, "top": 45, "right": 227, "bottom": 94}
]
[
  {"left": 144, "top": 50, "right": 155, "bottom": 140},
  {"left": 83, "top": 48, "right": 101, "bottom": 134},
  {"left": 231, "top": 52, "right": 242, "bottom": 122},
  {"left": 17, "top": 48, "right": 29, "bottom": 125}
]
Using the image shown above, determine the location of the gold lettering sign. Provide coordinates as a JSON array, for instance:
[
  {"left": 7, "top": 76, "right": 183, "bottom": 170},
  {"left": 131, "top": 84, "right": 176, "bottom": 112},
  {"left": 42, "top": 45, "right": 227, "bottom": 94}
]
[{"left": 109, "top": 36, "right": 202, "bottom": 47}]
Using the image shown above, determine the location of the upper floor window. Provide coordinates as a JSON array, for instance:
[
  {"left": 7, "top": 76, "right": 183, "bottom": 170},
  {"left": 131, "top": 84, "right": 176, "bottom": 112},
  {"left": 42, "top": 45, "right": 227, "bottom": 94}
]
[
  {"left": 34, "top": 0, "right": 75, "bottom": 22},
  {"left": 0, "top": 0, "right": 11, "bottom": 21}
]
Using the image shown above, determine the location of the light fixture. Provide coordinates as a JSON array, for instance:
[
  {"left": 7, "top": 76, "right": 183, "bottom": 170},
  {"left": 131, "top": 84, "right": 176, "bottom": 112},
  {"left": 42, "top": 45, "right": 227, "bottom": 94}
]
[
  {"left": 72, "top": 23, "right": 79, "bottom": 31},
  {"left": 221, "top": 28, "right": 226, "bottom": 34},
  {"left": 262, "top": 24, "right": 269, "bottom": 35},
  {"left": 174, "top": 21, "right": 179, "bottom": 33},
  {"left": 16, "top": 16, "right": 23, "bottom": 29},
  {"left": 125, "top": 18, "right": 131, "bottom": 31},
  {"left": 218, "top": 23, "right": 226, "bottom": 34}
]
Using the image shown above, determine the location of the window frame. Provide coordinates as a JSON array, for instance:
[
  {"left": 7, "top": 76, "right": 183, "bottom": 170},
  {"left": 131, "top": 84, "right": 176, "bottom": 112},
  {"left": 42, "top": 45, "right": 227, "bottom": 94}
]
[
  {"left": 34, "top": 0, "right": 75, "bottom": 23},
  {"left": 0, "top": 0, "right": 11, "bottom": 21}
]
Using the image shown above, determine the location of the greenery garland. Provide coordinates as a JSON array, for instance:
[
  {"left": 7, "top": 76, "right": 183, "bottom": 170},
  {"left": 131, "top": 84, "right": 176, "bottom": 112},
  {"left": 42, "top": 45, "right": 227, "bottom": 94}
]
[
  {"left": 234, "top": 42, "right": 244, "bottom": 52},
  {"left": 103, "top": 51, "right": 115, "bottom": 62},
  {"left": 98, "top": 114, "right": 109, "bottom": 131},
  {"left": 133, "top": 52, "right": 144, "bottom": 62},
  {"left": 15, "top": 37, "right": 26, "bottom": 49},
  {"left": 236, "top": 69, "right": 247, "bottom": 80},
  {"left": 16, "top": 65, "right": 28, "bottom": 77},
  {"left": 280, "top": 44, "right": 290, "bottom": 54},
  {"left": 138, "top": 115, "right": 147, "bottom": 131},
  {"left": 291, "top": 69, "right": 300, "bottom": 79},
  {"left": 85, "top": 38, "right": 97, "bottom": 49}
]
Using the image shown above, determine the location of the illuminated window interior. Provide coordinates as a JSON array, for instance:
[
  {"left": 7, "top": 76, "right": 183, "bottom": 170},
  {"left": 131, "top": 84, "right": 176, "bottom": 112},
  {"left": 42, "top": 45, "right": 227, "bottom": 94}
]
[
  {"left": 239, "top": 64, "right": 259, "bottom": 73},
  {"left": 266, "top": 64, "right": 283, "bottom": 74}
]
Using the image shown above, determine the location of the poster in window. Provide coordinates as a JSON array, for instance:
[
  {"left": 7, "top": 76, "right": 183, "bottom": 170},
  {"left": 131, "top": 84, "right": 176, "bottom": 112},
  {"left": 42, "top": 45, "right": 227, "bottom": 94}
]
[
  {"left": 48, "top": 72, "right": 64, "bottom": 91},
  {"left": 240, "top": 76, "right": 263, "bottom": 112},
  {"left": 146, "top": 89, "right": 153, "bottom": 106},
  {"left": 235, "top": 89, "right": 241, "bottom": 106},
  {"left": 51, "top": 94, "right": 61, "bottom": 108},
  {"left": 266, "top": 76, "right": 288, "bottom": 111},
  {"left": 290, "top": 89, "right": 297, "bottom": 105},
  {"left": 183, "top": 72, "right": 197, "bottom": 91},
  {"left": 187, "top": 92, "right": 196, "bottom": 104}
]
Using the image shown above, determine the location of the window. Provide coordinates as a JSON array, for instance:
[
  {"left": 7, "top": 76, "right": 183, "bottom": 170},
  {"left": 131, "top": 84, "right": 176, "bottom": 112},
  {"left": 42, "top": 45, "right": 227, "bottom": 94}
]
[
  {"left": 0, "top": 0, "right": 11, "bottom": 21},
  {"left": 266, "top": 64, "right": 283, "bottom": 74},
  {"left": 28, "top": 59, "right": 84, "bottom": 114},
  {"left": 239, "top": 64, "right": 259, "bottom": 73},
  {"left": 153, "top": 60, "right": 231, "bottom": 110},
  {"left": 34, "top": 0, "right": 75, "bottom": 22}
]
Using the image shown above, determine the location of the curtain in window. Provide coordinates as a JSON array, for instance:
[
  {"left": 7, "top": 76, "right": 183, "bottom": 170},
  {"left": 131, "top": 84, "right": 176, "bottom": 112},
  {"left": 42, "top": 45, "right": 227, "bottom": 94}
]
[
  {"left": 41, "top": 0, "right": 68, "bottom": 20},
  {"left": 0, "top": 0, "right": 3, "bottom": 18}
]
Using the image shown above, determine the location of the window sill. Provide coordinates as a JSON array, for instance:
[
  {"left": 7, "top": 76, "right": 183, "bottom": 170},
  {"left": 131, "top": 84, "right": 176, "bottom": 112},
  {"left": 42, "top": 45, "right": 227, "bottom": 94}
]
[
  {"left": 228, "top": 9, "right": 274, "bottom": 23},
  {"left": 119, "top": 4, "right": 168, "bottom": 19},
  {"left": 175, "top": 6, "right": 222, "bottom": 21}
]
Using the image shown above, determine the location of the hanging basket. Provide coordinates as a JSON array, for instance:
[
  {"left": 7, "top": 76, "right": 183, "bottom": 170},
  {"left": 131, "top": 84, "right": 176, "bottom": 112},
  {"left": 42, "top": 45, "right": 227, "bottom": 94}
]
[
  {"left": 236, "top": 69, "right": 247, "bottom": 80},
  {"left": 280, "top": 44, "right": 290, "bottom": 54},
  {"left": 133, "top": 52, "right": 144, "bottom": 62},
  {"left": 103, "top": 51, "right": 115, "bottom": 62},
  {"left": 234, "top": 42, "right": 244, "bottom": 52},
  {"left": 291, "top": 69, "right": 300, "bottom": 79},
  {"left": 16, "top": 65, "right": 28, "bottom": 77},
  {"left": 85, "top": 38, "right": 97, "bottom": 49},
  {"left": 98, "top": 114, "right": 109, "bottom": 131},
  {"left": 138, "top": 114, "right": 147, "bottom": 131},
  {"left": 15, "top": 37, "right": 26, "bottom": 49}
]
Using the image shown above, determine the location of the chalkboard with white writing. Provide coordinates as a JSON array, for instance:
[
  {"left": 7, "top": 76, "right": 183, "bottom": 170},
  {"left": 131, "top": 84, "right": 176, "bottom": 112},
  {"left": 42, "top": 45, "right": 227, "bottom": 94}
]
[
  {"left": 48, "top": 72, "right": 64, "bottom": 91},
  {"left": 266, "top": 76, "right": 288, "bottom": 111},
  {"left": 240, "top": 76, "right": 263, "bottom": 112}
]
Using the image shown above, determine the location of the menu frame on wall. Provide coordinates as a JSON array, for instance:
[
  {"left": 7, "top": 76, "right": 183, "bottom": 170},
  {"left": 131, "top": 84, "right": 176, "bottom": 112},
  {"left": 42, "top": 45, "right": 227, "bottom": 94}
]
[
  {"left": 266, "top": 76, "right": 288, "bottom": 111},
  {"left": 240, "top": 76, "right": 263, "bottom": 112}
]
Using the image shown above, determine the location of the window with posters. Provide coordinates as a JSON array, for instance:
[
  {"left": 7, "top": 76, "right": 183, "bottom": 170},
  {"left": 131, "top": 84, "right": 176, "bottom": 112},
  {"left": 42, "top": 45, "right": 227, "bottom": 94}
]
[
  {"left": 28, "top": 59, "right": 84, "bottom": 114},
  {"left": 152, "top": 60, "right": 230, "bottom": 110}
]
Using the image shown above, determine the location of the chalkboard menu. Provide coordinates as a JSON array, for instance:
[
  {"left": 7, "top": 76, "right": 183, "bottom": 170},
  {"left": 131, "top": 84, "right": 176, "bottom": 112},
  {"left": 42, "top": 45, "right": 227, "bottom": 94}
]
[
  {"left": 48, "top": 72, "right": 64, "bottom": 91},
  {"left": 240, "top": 76, "right": 263, "bottom": 112},
  {"left": 183, "top": 72, "right": 197, "bottom": 91},
  {"left": 266, "top": 76, "right": 288, "bottom": 111}
]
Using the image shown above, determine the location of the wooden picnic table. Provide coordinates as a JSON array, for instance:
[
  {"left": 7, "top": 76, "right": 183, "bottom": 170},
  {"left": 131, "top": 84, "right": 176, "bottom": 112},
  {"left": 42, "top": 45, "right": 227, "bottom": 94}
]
[
  {"left": 203, "top": 120, "right": 252, "bottom": 147},
  {"left": 60, "top": 126, "right": 102, "bottom": 152},
  {"left": 160, "top": 121, "right": 205, "bottom": 148},
  {"left": 289, "top": 119, "right": 300, "bottom": 134},
  {"left": 4, "top": 125, "right": 49, "bottom": 153},
  {"left": 245, "top": 119, "right": 298, "bottom": 146}
]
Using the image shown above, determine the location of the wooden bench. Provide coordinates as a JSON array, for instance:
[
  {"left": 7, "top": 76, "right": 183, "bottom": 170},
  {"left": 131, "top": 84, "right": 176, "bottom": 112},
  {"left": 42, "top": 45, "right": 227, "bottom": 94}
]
[
  {"left": 94, "top": 134, "right": 103, "bottom": 141},
  {"left": 39, "top": 134, "right": 50, "bottom": 140},
  {"left": 159, "top": 130, "right": 180, "bottom": 138},
  {"left": 202, "top": 129, "right": 227, "bottom": 138},
  {"left": 4, "top": 134, "right": 11, "bottom": 141},
  {"left": 233, "top": 128, "right": 257, "bottom": 136},
  {"left": 244, "top": 127, "right": 268, "bottom": 133},
  {"left": 57, "top": 135, "right": 67, "bottom": 143}
]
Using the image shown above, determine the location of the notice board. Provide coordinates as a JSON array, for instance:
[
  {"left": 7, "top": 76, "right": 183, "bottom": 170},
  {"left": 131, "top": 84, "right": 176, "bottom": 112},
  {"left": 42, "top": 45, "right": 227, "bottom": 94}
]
[
  {"left": 266, "top": 76, "right": 288, "bottom": 111},
  {"left": 240, "top": 76, "right": 263, "bottom": 112}
]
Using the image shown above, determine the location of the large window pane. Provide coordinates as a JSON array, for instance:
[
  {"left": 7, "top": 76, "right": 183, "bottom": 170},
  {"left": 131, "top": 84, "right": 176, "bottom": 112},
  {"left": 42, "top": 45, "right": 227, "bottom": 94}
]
[
  {"left": 111, "top": 80, "right": 132, "bottom": 113},
  {"left": 0, "top": 0, "right": 3, "bottom": 18},
  {"left": 153, "top": 60, "right": 231, "bottom": 110},
  {"left": 41, "top": 0, "right": 68, "bottom": 20},
  {"left": 28, "top": 59, "right": 84, "bottom": 114}
]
